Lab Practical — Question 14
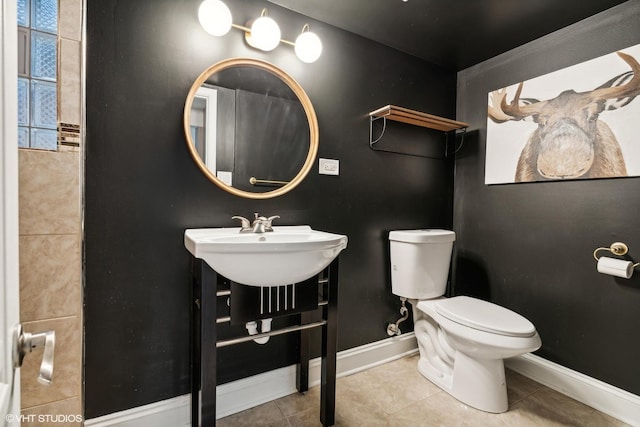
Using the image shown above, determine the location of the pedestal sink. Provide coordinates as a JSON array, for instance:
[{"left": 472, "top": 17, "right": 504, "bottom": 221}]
[{"left": 184, "top": 225, "right": 348, "bottom": 286}]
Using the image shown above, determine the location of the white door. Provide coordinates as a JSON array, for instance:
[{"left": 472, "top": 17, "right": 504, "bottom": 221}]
[{"left": 0, "top": 0, "right": 21, "bottom": 423}]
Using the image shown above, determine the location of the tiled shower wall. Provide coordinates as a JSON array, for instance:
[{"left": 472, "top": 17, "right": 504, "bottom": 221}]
[{"left": 18, "top": 0, "right": 83, "bottom": 423}]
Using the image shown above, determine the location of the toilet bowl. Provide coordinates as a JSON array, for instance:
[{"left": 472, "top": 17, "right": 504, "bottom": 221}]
[{"left": 389, "top": 229, "right": 541, "bottom": 413}]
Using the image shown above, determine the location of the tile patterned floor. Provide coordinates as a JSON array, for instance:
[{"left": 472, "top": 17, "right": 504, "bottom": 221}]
[{"left": 218, "top": 355, "right": 632, "bottom": 427}]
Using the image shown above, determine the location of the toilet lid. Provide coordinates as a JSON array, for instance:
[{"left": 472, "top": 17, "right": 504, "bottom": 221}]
[{"left": 435, "top": 296, "right": 536, "bottom": 337}]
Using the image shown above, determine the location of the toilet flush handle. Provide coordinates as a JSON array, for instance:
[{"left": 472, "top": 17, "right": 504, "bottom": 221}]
[{"left": 13, "top": 324, "right": 56, "bottom": 385}]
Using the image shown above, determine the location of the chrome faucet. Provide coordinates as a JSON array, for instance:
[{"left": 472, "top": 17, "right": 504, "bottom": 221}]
[
  {"left": 231, "top": 215, "right": 252, "bottom": 233},
  {"left": 232, "top": 213, "right": 280, "bottom": 233},
  {"left": 252, "top": 213, "right": 280, "bottom": 233}
]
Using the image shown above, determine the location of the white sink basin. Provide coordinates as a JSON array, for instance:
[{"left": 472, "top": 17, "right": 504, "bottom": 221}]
[{"left": 184, "top": 226, "right": 348, "bottom": 286}]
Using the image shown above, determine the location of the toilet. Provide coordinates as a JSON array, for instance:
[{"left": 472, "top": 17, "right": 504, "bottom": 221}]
[{"left": 389, "top": 229, "right": 541, "bottom": 413}]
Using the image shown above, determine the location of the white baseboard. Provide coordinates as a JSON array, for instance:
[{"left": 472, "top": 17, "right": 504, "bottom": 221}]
[
  {"left": 85, "top": 333, "right": 418, "bottom": 426},
  {"left": 85, "top": 335, "right": 640, "bottom": 427},
  {"left": 83, "top": 394, "right": 192, "bottom": 427},
  {"left": 505, "top": 354, "right": 640, "bottom": 427}
]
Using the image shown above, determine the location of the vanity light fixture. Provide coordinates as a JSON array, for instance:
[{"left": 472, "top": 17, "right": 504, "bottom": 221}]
[
  {"left": 294, "top": 24, "right": 323, "bottom": 63},
  {"left": 197, "top": 0, "right": 323, "bottom": 63},
  {"left": 198, "top": 0, "right": 232, "bottom": 36},
  {"left": 245, "top": 9, "right": 281, "bottom": 52}
]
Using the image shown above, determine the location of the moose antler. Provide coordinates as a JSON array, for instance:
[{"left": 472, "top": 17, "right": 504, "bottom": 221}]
[
  {"left": 584, "top": 52, "right": 640, "bottom": 102},
  {"left": 487, "top": 88, "right": 512, "bottom": 123},
  {"left": 487, "top": 51, "right": 639, "bottom": 124},
  {"left": 500, "top": 82, "right": 548, "bottom": 120},
  {"left": 488, "top": 84, "right": 546, "bottom": 122}
]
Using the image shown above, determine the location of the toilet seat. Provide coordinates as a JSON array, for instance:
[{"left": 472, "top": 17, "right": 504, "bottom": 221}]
[{"left": 434, "top": 296, "right": 536, "bottom": 338}]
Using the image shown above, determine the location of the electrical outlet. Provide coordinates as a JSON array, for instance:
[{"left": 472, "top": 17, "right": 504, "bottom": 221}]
[{"left": 319, "top": 158, "right": 339, "bottom": 176}]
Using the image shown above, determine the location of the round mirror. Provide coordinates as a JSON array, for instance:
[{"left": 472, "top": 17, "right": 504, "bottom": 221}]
[{"left": 183, "top": 58, "right": 319, "bottom": 199}]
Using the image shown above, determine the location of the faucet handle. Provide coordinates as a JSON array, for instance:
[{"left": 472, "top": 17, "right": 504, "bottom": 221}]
[
  {"left": 232, "top": 215, "right": 251, "bottom": 230},
  {"left": 265, "top": 215, "right": 280, "bottom": 231}
]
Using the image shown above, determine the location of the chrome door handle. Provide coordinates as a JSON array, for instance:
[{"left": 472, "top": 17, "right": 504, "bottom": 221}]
[{"left": 13, "top": 324, "right": 55, "bottom": 385}]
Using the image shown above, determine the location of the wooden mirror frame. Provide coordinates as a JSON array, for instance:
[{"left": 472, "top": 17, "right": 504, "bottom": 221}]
[{"left": 183, "top": 58, "right": 319, "bottom": 199}]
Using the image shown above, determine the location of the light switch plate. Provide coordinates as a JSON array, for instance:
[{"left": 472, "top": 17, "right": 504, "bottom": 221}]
[
  {"left": 217, "top": 170, "right": 233, "bottom": 186},
  {"left": 319, "top": 158, "right": 339, "bottom": 176}
]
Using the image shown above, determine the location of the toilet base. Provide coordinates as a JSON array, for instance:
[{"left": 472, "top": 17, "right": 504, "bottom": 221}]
[{"left": 418, "top": 351, "right": 508, "bottom": 413}]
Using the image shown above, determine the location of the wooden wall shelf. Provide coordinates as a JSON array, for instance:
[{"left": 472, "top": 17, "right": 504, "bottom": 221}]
[
  {"left": 369, "top": 105, "right": 469, "bottom": 132},
  {"left": 368, "top": 105, "right": 469, "bottom": 156}
]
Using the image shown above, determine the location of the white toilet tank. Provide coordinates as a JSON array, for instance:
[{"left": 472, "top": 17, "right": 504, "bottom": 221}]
[{"left": 389, "top": 229, "right": 456, "bottom": 299}]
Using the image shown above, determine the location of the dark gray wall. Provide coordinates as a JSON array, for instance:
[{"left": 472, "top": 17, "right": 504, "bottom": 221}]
[
  {"left": 85, "top": 0, "right": 455, "bottom": 418},
  {"left": 455, "top": 1, "right": 640, "bottom": 395}
]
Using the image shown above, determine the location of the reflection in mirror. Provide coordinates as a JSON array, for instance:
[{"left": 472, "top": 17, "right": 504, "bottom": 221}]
[
  {"left": 184, "top": 58, "right": 318, "bottom": 199},
  {"left": 190, "top": 87, "right": 218, "bottom": 172}
]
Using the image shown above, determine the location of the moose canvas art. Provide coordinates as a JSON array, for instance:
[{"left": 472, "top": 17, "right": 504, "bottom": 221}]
[{"left": 485, "top": 44, "right": 640, "bottom": 184}]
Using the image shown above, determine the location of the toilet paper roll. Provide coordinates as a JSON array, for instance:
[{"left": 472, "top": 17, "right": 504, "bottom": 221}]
[{"left": 597, "top": 256, "right": 634, "bottom": 279}]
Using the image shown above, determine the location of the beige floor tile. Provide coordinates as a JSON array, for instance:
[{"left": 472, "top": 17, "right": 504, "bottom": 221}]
[
  {"left": 339, "top": 357, "right": 441, "bottom": 415},
  {"left": 287, "top": 403, "right": 394, "bottom": 427},
  {"left": 505, "top": 368, "right": 543, "bottom": 405},
  {"left": 217, "top": 401, "right": 288, "bottom": 427},
  {"left": 220, "top": 356, "right": 630, "bottom": 427},
  {"left": 501, "top": 387, "right": 602, "bottom": 427},
  {"left": 332, "top": 396, "right": 395, "bottom": 427},
  {"left": 361, "top": 355, "right": 421, "bottom": 383},
  {"left": 276, "top": 385, "right": 321, "bottom": 418},
  {"left": 286, "top": 407, "right": 323, "bottom": 427},
  {"left": 388, "top": 391, "right": 510, "bottom": 427},
  {"left": 582, "top": 410, "right": 634, "bottom": 427}
]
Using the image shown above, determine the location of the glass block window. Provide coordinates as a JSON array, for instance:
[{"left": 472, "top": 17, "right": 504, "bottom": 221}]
[{"left": 17, "top": 0, "right": 58, "bottom": 150}]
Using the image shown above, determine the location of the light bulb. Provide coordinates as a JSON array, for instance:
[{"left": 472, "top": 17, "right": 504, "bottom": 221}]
[
  {"left": 198, "top": 0, "right": 232, "bottom": 37},
  {"left": 295, "top": 30, "right": 322, "bottom": 63},
  {"left": 247, "top": 15, "right": 281, "bottom": 51}
]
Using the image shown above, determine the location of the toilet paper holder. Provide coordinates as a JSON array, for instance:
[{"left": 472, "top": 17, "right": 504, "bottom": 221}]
[{"left": 593, "top": 242, "right": 640, "bottom": 268}]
